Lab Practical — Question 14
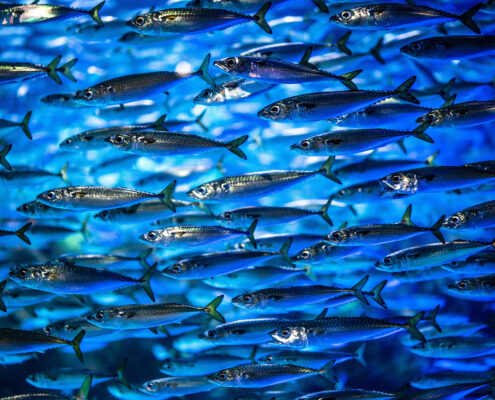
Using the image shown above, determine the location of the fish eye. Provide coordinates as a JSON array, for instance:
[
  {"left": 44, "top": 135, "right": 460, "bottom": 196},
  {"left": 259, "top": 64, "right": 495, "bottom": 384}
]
[
  {"left": 135, "top": 16, "right": 145, "bottom": 26},
  {"left": 223, "top": 212, "right": 232, "bottom": 220},
  {"left": 22, "top": 204, "right": 29, "bottom": 212},
  {"left": 280, "top": 329, "right": 291, "bottom": 338},
  {"left": 338, "top": 189, "right": 345, "bottom": 196},
  {"left": 84, "top": 89, "right": 94, "bottom": 100},
  {"left": 383, "top": 256, "right": 393, "bottom": 265},
  {"left": 331, "top": 231, "right": 342, "bottom": 241},
  {"left": 241, "top": 295, "right": 252, "bottom": 303},
  {"left": 449, "top": 215, "right": 460, "bottom": 224},
  {"left": 146, "top": 231, "right": 158, "bottom": 240},
  {"left": 146, "top": 382, "right": 154, "bottom": 391},
  {"left": 411, "top": 43, "right": 421, "bottom": 52},
  {"left": 225, "top": 57, "right": 236, "bottom": 67},
  {"left": 300, "top": 250, "right": 310, "bottom": 259},
  {"left": 300, "top": 140, "right": 311, "bottom": 150},
  {"left": 95, "top": 311, "right": 104, "bottom": 321},
  {"left": 114, "top": 135, "right": 124, "bottom": 144},
  {"left": 44, "top": 325, "right": 53, "bottom": 334},
  {"left": 266, "top": 355, "right": 273, "bottom": 362},
  {"left": 391, "top": 175, "right": 401, "bottom": 184},
  {"left": 197, "top": 186, "right": 207, "bottom": 195},
  {"left": 458, "top": 281, "right": 468, "bottom": 289},
  {"left": 270, "top": 105, "right": 281, "bottom": 114},
  {"left": 217, "top": 373, "right": 227, "bottom": 381},
  {"left": 341, "top": 10, "right": 351, "bottom": 19},
  {"left": 201, "top": 89, "right": 212, "bottom": 98},
  {"left": 18, "top": 268, "right": 27, "bottom": 278},
  {"left": 171, "top": 264, "right": 182, "bottom": 273},
  {"left": 99, "top": 210, "right": 109, "bottom": 219},
  {"left": 65, "top": 138, "right": 73, "bottom": 145},
  {"left": 450, "top": 261, "right": 458, "bottom": 267},
  {"left": 46, "top": 191, "right": 56, "bottom": 200},
  {"left": 207, "top": 329, "right": 216, "bottom": 338}
]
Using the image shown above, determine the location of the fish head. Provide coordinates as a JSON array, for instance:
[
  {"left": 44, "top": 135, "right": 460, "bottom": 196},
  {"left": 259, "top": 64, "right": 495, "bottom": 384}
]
[
  {"left": 379, "top": 172, "right": 418, "bottom": 198},
  {"left": 290, "top": 138, "right": 315, "bottom": 154},
  {"left": 9, "top": 264, "right": 44, "bottom": 286},
  {"left": 215, "top": 210, "right": 237, "bottom": 226},
  {"left": 94, "top": 209, "right": 115, "bottom": 222},
  {"left": 87, "top": 307, "right": 132, "bottom": 329},
  {"left": 232, "top": 292, "right": 262, "bottom": 310},
  {"left": 442, "top": 213, "right": 466, "bottom": 229},
  {"left": 194, "top": 86, "right": 225, "bottom": 104},
  {"left": 36, "top": 188, "right": 67, "bottom": 207},
  {"left": 291, "top": 246, "right": 317, "bottom": 264},
  {"left": 324, "top": 229, "right": 350, "bottom": 245},
  {"left": 270, "top": 326, "right": 308, "bottom": 348},
  {"left": 86, "top": 309, "right": 110, "bottom": 327},
  {"left": 448, "top": 278, "right": 474, "bottom": 294},
  {"left": 25, "top": 372, "right": 47, "bottom": 387},
  {"left": 257, "top": 101, "right": 290, "bottom": 121},
  {"left": 330, "top": 6, "right": 365, "bottom": 28},
  {"left": 160, "top": 359, "right": 177, "bottom": 374},
  {"left": 162, "top": 261, "right": 192, "bottom": 279},
  {"left": 16, "top": 201, "right": 36, "bottom": 217},
  {"left": 207, "top": 368, "right": 236, "bottom": 386},
  {"left": 74, "top": 85, "right": 108, "bottom": 106},
  {"left": 416, "top": 109, "right": 442, "bottom": 127},
  {"left": 213, "top": 57, "right": 250, "bottom": 76},
  {"left": 125, "top": 13, "right": 155, "bottom": 34},
  {"left": 257, "top": 353, "right": 277, "bottom": 363},
  {"left": 139, "top": 379, "right": 163, "bottom": 395},
  {"left": 410, "top": 341, "right": 428, "bottom": 354},
  {"left": 105, "top": 133, "right": 133, "bottom": 151},
  {"left": 139, "top": 229, "right": 165, "bottom": 246},
  {"left": 375, "top": 255, "right": 397, "bottom": 271},
  {"left": 400, "top": 41, "right": 427, "bottom": 59},
  {"left": 187, "top": 182, "right": 218, "bottom": 201}
]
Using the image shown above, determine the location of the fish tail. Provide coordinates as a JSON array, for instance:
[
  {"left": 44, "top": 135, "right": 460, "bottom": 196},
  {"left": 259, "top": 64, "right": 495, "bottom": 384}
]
[
  {"left": 397, "top": 138, "right": 407, "bottom": 154},
  {"left": 412, "top": 122, "right": 434, "bottom": 143},
  {"left": 216, "top": 155, "right": 226, "bottom": 174},
  {"left": 195, "top": 109, "right": 208, "bottom": 132},
  {"left": 246, "top": 219, "right": 258, "bottom": 249},
  {"left": 428, "top": 305, "right": 442, "bottom": 333},
  {"left": 139, "top": 263, "right": 156, "bottom": 302},
  {"left": 425, "top": 151, "right": 440, "bottom": 166},
  {"left": 59, "top": 162, "right": 70, "bottom": 184},
  {"left": 441, "top": 93, "right": 456, "bottom": 108},
  {"left": 318, "top": 196, "right": 333, "bottom": 226},
  {"left": 278, "top": 237, "right": 293, "bottom": 266},
  {"left": 69, "top": 330, "right": 86, "bottom": 363},
  {"left": 249, "top": 346, "right": 258, "bottom": 363},
  {"left": 21, "top": 110, "right": 32, "bottom": 140},
  {"left": 458, "top": 2, "right": 482, "bottom": 34},
  {"left": 88, "top": 1, "right": 105, "bottom": 26},
  {"left": 311, "top": 0, "right": 329, "bottom": 13},
  {"left": 439, "top": 77, "right": 456, "bottom": 102},
  {"left": 196, "top": 54, "right": 216, "bottom": 87},
  {"left": 354, "top": 343, "right": 366, "bottom": 367},
  {"left": 370, "top": 280, "right": 387, "bottom": 309},
  {"left": 338, "top": 69, "right": 362, "bottom": 90},
  {"left": 430, "top": 215, "right": 445, "bottom": 244},
  {"left": 57, "top": 58, "right": 78, "bottom": 83},
  {"left": 400, "top": 204, "right": 413, "bottom": 226},
  {"left": 74, "top": 375, "right": 92, "bottom": 400},
  {"left": 158, "top": 180, "right": 176, "bottom": 212},
  {"left": 318, "top": 156, "right": 342, "bottom": 184},
  {"left": 46, "top": 55, "right": 62, "bottom": 84},
  {"left": 138, "top": 248, "right": 153, "bottom": 269},
  {"left": 298, "top": 47, "right": 313, "bottom": 67},
  {"left": 80, "top": 217, "right": 90, "bottom": 240},
  {"left": 336, "top": 31, "right": 352, "bottom": 56},
  {"left": 0, "top": 143, "right": 12, "bottom": 171},
  {"left": 404, "top": 312, "right": 425, "bottom": 341},
  {"left": 226, "top": 135, "right": 248, "bottom": 160},
  {"left": 252, "top": 2, "right": 272, "bottom": 34},
  {"left": 0, "top": 280, "right": 6, "bottom": 312},
  {"left": 394, "top": 76, "right": 419, "bottom": 104},
  {"left": 152, "top": 114, "right": 168, "bottom": 131},
  {"left": 116, "top": 358, "right": 130, "bottom": 389},
  {"left": 197, "top": 202, "right": 214, "bottom": 216},
  {"left": 15, "top": 222, "right": 32, "bottom": 245},
  {"left": 203, "top": 295, "right": 226, "bottom": 323},
  {"left": 351, "top": 275, "right": 369, "bottom": 305},
  {"left": 369, "top": 37, "right": 385, "bottom": 64},
  {"left": 319, "top": 360, "right": 338, "bottom": 383}
]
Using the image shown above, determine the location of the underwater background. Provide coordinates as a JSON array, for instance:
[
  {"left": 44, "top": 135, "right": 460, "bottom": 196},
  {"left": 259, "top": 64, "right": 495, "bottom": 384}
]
[{"left": 1, "top": 0, "right": 495, "bottom": 399}]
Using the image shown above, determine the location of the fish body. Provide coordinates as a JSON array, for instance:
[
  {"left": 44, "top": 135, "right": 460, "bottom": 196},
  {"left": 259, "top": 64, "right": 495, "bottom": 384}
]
[
  {"left": 375, "top": 240, "right": 493, "bottom": 272},
  {"left": 331, "top": 180, "right": 384, "bottom": 204},
  {"left": 442, "top": 200, "right": 495, "bottom": 230},
  {"left": 258, "top": 347, "right": 365, "bottom": 368},
  {"left": 411, "top": 371, "right": 493, "bottom": 389},
  {"left": 257, "top": 77, "right": 418, "bottom": 122},
  {"left": 16, "top": 201, "right": 76, "bottom": 219},
  {"left": 411, "top": 336, "right": 495, "bottom": 359},
  {"left": 139, "top": 375, "right": 214, "bottom": 397},
  {"left": 161, "top": 354, "right": 251, "bottom": 376},
  {"left": 402, "top": 35, "right": 495, "bottom": 59},
  {"left": 26, "top": 367, "right": 114, "bottom": 390},
  {"left": 291, "top": 241, "right": 361, "bottom": 265},
  {"left": 448, "top": 274, "right": 495, "bottom": 300},
  {"left": 443, "top": 250, "right": 495, "bottom": 274},
  {"left": 297, "top": 389, "right": 395, "bottom": 400},
  {"left": 417, "top": 101, "right": 495, "bottom": 128}
]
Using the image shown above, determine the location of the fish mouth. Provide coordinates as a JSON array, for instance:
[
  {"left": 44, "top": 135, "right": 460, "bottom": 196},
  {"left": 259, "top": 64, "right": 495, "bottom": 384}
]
[
  {"left": 212, "top": 61, "right": 228, "bottom": 72},
  {"left": 289, "top": 144, "right": 300, "bottom": 150},
  {"left": 329, "top": 15, "right": 338, "bottom": 22}
]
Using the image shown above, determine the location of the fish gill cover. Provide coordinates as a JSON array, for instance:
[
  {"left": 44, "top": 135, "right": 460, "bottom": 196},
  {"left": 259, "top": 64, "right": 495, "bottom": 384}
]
[{"left": 0, "top": 0, "right": 494, "bottom": 399}]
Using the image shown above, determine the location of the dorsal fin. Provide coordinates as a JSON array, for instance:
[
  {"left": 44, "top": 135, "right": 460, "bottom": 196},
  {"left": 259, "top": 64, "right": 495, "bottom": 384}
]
[
  {"left": 299, "top": 47, "right": 315, "bottom": 68},
  {"left": 400, "top": 204, "right": 414, "bottom": 226},
  {"left": 315, "top": 308, "right": 328, "bottom": 319}
]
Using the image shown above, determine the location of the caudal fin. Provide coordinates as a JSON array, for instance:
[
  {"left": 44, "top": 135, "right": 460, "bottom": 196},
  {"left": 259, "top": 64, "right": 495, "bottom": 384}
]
[
  {"left": 158, "top": 180, "right": 176, "bottom": 212},
  {"left": 404, "top": 312, "right": 425, "bottom": 341},
  {"left": 246, "top": 219, "right": 257, "bottom": 249},
  {"left": 311, "top": 0, "right": 329, "bottom": 13},
  {"left": 69, "top": 330, "right": 85, "bottom": 363},
  {"left": 152, "top": 114, "right": 168, "bottom": 131},
  {"left": 425, "top": 151, "right": 440, "bottom": 166},
  {"left": 252, "top": 2, "right": 272, "bottom": 34},
  {"left": 354, "top": 343, "right": 366, "bottom": 367},
  {"left": 394, "top": 76, "right": 419, "bottom": 104},
  {"left": 195, "top": 109, "right": 208, "bottom": 132},
  {"left": 412, "top": 122, "right": 434, "bottom": 143},
  {"left": 203, "top": 295, "right": 226, "bottom": 323},
  {"left": 400, "top": 204, "right": 414, "bottom": 226},
  {"left": 196, "top": 54, "right": 216, "bottom": 87},
  {"left": 59, "top": 162, "right": 69, "bottom": 184},
  {"left": 320, "top": 360, "right": 338, "bottom": 383},
  {"left": 370, "top": 280, "right": 387, "bottom": 309},
  {"left": 430, "top": 216, "right": 445, "bottom": 244},
  {"left": 80, "top": 217, "right": 89, "bottom": 241},
  {"left": 318, "top": 196, "right": 333, "bottom": 226},
  {"left": 369, "top": 37, "right": 385, "bottom": 64},
  {"left": 21, "top": 111, "right": 32, "bottom": 140},
  {"left": 458, "top": 3, "right": 482, "bottom": 34},
  {"left": 428, "top": 305, "right": 442, "bottom": 333},
  {"left": 139, "top": 263, "right": 156, "bottom": 302},
  {"left": 338, "top": 69, "right": 362, "bottom": 90},
  {"left": 0, "top": 143, "right": 12, "bottom": 171},
  {"left": 318, "top": 156, "right": 342, "bottom": 184},
  {"left": 0, "top": 280, "right": 6, "bottom": 312},
  {"left": 226, "top": 135, "right": 248, "bottom": 160},
  {"left": 74, "top": 375, "right": 92, "bottom": 400},
  {"left": 15, "top": 222, "right": 32, "bottom": 245},
  {"left": 88, "top": 1, "right": 105, "bottom": 26},
  {"left": 138, "top": 248, "right": 153, "bottom": 269},
  {"left": 46, "top": 55, "right": 62, "bottom": 84},
  {"left": 336, "top": 31, "right": 352, "bottom": 55},
  {"left": 278, "top": 238, "right": 293, "bottom": 265},
  {"left": 57, "top": 58, "right": 78, "bottom": 82},
  {"left": 351, "top": 275, "right": 369, "bottom": 305},
  {"left": 116, "top": 358, "right": 130, "bottom": 389}
]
